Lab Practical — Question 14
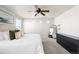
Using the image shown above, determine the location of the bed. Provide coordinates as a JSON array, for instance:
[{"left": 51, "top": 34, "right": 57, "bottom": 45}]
[{"left": 0, "top": 33, "right": 44, "bottom": 54}]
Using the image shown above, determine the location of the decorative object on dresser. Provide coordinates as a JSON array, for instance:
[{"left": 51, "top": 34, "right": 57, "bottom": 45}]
[{"left": 56, "top": 33, "right": 79, "bottom": 54}]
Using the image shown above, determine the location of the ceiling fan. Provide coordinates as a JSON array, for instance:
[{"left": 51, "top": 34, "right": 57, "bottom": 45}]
[{"left": 34, "top": 5, "right": 50, "bottom": 16}]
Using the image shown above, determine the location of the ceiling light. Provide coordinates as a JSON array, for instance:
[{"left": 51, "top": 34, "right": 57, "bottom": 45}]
[
  {"left": 39, "top": 20, "right": 43, "bottom": 23},
  {"left": 46, "top": 20, "right": 50, "bottom": 24}
]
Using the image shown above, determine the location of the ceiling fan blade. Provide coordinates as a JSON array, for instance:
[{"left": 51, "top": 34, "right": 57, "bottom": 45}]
[
  {"left": 35, "top": 12, "right": 39, "bottom": 16},
  {"left": 42, "top": 10, "right": 49, "bottom": 12},
  {"left": 41, "top": 12, "right": 45, "bottom": 16}
]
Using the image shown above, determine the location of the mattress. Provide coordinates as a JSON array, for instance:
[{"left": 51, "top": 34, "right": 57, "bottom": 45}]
[{"left": 0, "top": 33, "right": 44, "bottom": 54}]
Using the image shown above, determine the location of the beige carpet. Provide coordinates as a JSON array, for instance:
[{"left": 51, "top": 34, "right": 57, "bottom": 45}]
[{"left": 42, "top": 38, "right": 70, "bottom": 54}]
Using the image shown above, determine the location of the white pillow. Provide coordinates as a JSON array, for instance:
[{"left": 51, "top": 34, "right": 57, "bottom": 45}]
[
  {"left": 0, "top": 31, "right": 10, "bottom": 40},
  {"left": 15, "top": 31, "right": 21, "bottom": 39},
  {"left": 20, "top": 29, "right": 24, "bottom": 37},
  {"left": 0, "top": 33, "right": 4, "bottom": 41}
]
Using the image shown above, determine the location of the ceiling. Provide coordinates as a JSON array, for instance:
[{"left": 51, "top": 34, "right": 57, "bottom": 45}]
[{"left": 0, "top": 5, "right": 75, "bottom": 19}]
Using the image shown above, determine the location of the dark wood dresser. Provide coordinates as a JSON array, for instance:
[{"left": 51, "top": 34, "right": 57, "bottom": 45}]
[{"left": 56, "top": 33, "right": 79, "bottom": 54}]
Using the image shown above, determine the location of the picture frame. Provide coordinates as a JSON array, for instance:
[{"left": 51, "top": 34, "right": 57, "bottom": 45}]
[{"left": 0, "top": 9, "right": 14, "bottom": 24}]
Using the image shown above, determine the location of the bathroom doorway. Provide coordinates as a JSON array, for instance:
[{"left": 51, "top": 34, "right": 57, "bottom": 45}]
[{"left": 48, "top": 25, "right": 57, "bottom": 39}]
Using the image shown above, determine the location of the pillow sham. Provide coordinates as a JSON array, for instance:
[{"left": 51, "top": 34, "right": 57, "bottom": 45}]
[
  {"left": 9, "top": 30, "right": 21, "bottom": 40},
  {"left": 0, "top": 33, "right": 4, "bottom": 41},
  {"left": 0, "top": 31, "right": 10, "bottom": 40},
  {"left": 9, "top": 30, "right": 16, "bottom": 40},
  {"left": 15, "top": 31, "right": 21, "bottom": 39}
]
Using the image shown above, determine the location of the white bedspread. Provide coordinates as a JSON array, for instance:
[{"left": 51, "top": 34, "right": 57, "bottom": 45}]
[{"left": 0, "top": 33, "right": 44, "bottom": 54}]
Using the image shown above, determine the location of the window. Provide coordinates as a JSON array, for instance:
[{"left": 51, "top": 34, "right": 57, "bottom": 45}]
[{"left": 15, "top": 18, "right": 21, "bottom": 30}]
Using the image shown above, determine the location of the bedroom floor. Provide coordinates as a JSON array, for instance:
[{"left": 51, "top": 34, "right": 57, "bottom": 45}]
[{"left": 42, "top": 38, "right": 70, "bottom": 54}]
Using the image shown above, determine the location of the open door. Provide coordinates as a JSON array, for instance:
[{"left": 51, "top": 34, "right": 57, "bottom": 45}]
[{"left": 48, "top": 25, "right": 57, "bottom": 39}]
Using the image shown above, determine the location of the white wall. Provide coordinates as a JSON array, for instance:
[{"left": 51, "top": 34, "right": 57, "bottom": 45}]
[
  {"left": 55, "top": 6, "right": 79, "bottom": 37},
  {"left": 24, "top": 18, "right": 54, "bottom": 41}
]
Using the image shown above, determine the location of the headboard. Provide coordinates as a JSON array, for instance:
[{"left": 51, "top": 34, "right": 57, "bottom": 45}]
[{"left": 0, "top": 24, "right": 15, "bottom": 32}]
